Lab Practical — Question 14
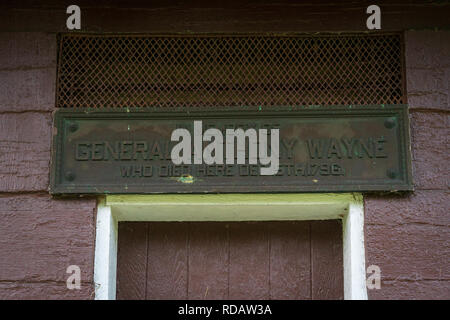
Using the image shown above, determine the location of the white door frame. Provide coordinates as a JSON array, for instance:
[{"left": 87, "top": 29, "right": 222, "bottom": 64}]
[{"left": 93, "top": 193, "right": 368, "bottom": 300}]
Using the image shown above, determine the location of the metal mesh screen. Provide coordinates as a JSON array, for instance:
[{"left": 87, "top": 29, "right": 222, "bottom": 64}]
[{"left": 56, "top": 33, "right": 405, "bottom": 108}]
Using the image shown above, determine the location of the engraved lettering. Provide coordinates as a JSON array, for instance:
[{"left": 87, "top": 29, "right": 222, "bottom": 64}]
[
  {"left": 375, "top": 137, "right": 387, "bottom": 158},
  {"left": 327, "top": 138, "right": 342, "bottom": 159},
  {"left": 307, "top": 139, "right": 324, "bottom": 159},
  {"left": 104, "top": 142, "right": 119, "bottom": 160},
  {"left": 359, "top": 138, "right": 375, "bottom": 158},
  {"left": 120, "top": 141, "right": 133, "bottom": 160},
  {"left": 75, "top": 143, "right": 90, "bottom": 161},
  {"left": 133, "top": 141, "right": 148, "bottom": 160}
]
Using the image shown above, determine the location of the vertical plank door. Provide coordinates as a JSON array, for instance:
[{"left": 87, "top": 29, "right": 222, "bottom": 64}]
[{"left": 117, "top": 220, "right": 343, "bottom": 300}]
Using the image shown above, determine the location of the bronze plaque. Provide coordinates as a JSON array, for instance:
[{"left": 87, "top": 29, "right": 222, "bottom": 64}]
[{"left": 50, "top": 106, "right": 413, "bottom": 194}]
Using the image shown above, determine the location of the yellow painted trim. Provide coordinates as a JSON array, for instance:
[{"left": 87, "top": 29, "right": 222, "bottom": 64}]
[
  {"left": 107, "top": 193, "right": 356, "bottom": 206},
  {"left": 106, "top": 193, "right": 359, "bottom": 222}
]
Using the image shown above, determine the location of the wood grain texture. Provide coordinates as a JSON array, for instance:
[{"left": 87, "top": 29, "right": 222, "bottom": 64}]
[
  {"left": 228, "top": 222, "right": 270, "bottom": 299},
  {"left": 0, "top": 33, "right": 56, "bottom": 70},
  {"left": 0, "top": 281, "right": 94, "bottom": 300},
  {"left": 116, "top": 222, "right": 148, "bottom": 300},
  {"left": 366, "top": 279, "right": 450, "bottom": 300},
  {"left": 0, "top": 3, "right": 447, "bottom": 302},
  {"left": 0, "top": 194, "right": 96, "bottom": 283},
  {"left": 269, "top": 221, "right": 311, "bottom": 300},
  {"left": 0, "top": 113, "right": 52, "bottom": 192},
  {"left": 0, "top": 32, "right": 56, "bottom": 112},
  {"left": 362, "top": 30, "right": 450, "bottom": 301},
  {"left": 0, "top": 194, "right": 96, "bottom": 300},
  {"left": 188, "top": 222, "right": 229, "bottom": 299},
  {"left": 0, "top": 68, "right": 56, "bottom": 112},
  {"left": 410, "top": 112, "right": 449, "bottom": 190},
  {"left": 0, "top": 1, "right": 449, "bottom": 32},
  {"left": 364, "top": 190, "right": 450, "bottom": 281},
  {"left": 405, "top": 31, "right": 450, "bottom": 111},
  {"left": 118, "top": 221, "right": 344, "bottom": 300},
  {"left": 364, "top": 190, "right": 450, "bottom": 227},
  {"left": 311, "top": 220, "right": 344, "bottom": 300},
  {"left": 146, "top": 222, "right": 188, "bottom": 299},
  {"left": 365, "top": 223, "right": 450, "bottom": 281}
]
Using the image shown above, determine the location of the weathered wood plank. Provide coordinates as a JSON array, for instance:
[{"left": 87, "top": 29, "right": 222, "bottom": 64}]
[
  {"left": 0, "top": 113, "right": 52, "bottom": 191},
  {"left": 269, "top": 221, "right": 311, "bottom": 299},
  {"left": 116, "top": 222, "right": 148, "bottom": 300},
  {"left": 228, "top": 222, "right": 270, "bottom": 299},
  {"left": 311, "top": 220, "right": 344, "bottom": 300},
  {"left": 146, "top": 222, "right": 188, "bottom": 299},
  {"left": 188, "top": 222, "right": 229, "bottom": 299},
  {"left": 117, "top": 220, "right": 345, "bottom": 300},
  {"left": 1, "top": 2, "right": 449, "bottom": 32},
  {"left": 0, "top": 194, "right": 96, "bottom": 283}
]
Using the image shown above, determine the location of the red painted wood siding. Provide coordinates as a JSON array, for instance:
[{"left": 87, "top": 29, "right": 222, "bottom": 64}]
[{"left": 117, "top": 220, "right": 343, "bottom": 300}]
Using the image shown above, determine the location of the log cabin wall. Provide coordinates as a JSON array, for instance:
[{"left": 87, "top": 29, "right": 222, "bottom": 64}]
[{"left": 0, "top": 1, "right": 448, "bottom": 299}]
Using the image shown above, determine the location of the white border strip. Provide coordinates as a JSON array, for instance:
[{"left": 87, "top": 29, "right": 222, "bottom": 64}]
[
  {"left": 93, "top": 198, "right": 118, "bottom": 300},
  {"left": 343, "top": 194, "right": 368, "bottom": 300},
  {"left": 93, "top": 193, "right": 367, "bottom": 300}
]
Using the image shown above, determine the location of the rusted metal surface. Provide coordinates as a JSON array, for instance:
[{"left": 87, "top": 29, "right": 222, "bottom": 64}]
[
  {"left": 56, "top": 33, "right": 405, "bottom": 108},
  {"left": 50, "top": 105, "right": 413, "bottom": 194}
]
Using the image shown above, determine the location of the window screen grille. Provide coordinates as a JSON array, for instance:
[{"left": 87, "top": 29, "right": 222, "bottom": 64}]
[{"left": 56, "top": 33, "right": 405, "bottom": 108}]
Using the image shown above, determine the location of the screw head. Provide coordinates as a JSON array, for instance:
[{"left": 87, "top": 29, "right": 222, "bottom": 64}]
[
  {"left": 386, "top": 169, "right": 397, "bottom": 179},
  {"left": 68, "top": 122, "right": 78, "bottom": 132},
  {"left": 384, "top": 117, "right": 396, "bottom": 129},
  {"left": 65, "top": 171, "right": 75, "bottom": 181}
]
